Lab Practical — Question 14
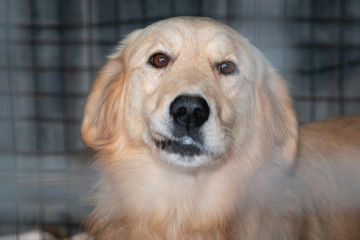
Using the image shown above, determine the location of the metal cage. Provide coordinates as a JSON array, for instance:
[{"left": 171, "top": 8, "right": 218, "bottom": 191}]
[{"left": 1, "top": 0, "right": 359, "bottom": 238}]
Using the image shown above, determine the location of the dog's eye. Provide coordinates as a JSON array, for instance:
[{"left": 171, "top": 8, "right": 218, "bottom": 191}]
[
  {"left": 218, "top": 61, "right": 236, "bottom": 75},
  {"left": 149, "top": 53, "right": 169, "bottom": 68}
]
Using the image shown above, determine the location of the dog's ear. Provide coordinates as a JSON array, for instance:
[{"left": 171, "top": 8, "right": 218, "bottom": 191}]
[
  {"left": 254, "top": 61, "right": 299, "bottom": 169},
  {"left": 81, "top": 30, "right": 143, "bottom": 150},
  {"left": 81, "top": 56, "right": 126, "bottom": 150}
]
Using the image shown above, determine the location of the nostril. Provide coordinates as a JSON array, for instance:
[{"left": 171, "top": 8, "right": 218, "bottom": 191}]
[
  {"left": 177, "top": 107, "right": 187, "bottom": 117},
  {"left": 194, "top": 108, "right": 206, "bottom": 119},
  {"left": 172, "top": 106, "right": 188, "bottom": 124},
  {"left": 192, "top": 105, "right": 210, "bottom": 127},
  {"left": 170, "top": 95, "right": 210, "bottom": 129}
]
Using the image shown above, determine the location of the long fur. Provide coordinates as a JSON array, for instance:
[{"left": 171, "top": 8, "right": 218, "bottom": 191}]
[{"left": 81, "top": 17, "right": 360, "bottom": 239}]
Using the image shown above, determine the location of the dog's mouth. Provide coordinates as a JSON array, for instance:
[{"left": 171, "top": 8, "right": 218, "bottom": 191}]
[{"left": 154, "top": 138, "right": 203, "bottom": 156}]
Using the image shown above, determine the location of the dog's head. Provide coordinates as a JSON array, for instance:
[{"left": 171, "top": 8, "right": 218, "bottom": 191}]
[{"left": 81, "top": 17, "right": 298, "bottom": 169}]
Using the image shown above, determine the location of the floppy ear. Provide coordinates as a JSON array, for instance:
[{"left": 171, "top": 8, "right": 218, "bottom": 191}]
[
  {"left": 81, "top": 56, "right": 126, "bottom": 150},
  {"left": 254, "top": 62, "right": 299, "bottom": 169},
  {"left": 81, "top": 29, "right": 144, "bottom": 150}
]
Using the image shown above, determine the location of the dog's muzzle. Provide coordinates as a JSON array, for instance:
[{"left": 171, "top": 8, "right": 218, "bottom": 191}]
[{"left": 155, "top": 95, "right": 210, "bottom": 156}]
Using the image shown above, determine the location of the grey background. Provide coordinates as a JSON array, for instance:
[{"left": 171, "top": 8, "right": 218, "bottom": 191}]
[{"left": 1, "top": 0, "right": 359, "bottom": 237}]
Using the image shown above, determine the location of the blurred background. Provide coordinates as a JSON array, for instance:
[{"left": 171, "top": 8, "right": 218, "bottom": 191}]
[{"left": 1, "top": 0, "right": 359, "bottom": 238}]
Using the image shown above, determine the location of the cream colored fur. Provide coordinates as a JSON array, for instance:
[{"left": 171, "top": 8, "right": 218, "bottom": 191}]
[{"left": 81, "top": 17, "right": 360, "bottom": 239}]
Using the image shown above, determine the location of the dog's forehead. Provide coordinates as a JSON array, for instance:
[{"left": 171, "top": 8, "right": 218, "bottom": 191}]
[
  {"left": 117, "top": 17, "right": 254, "bottom": 69},
  {"left": 143, "top": 18, "right": 241, "bottom": 51}
]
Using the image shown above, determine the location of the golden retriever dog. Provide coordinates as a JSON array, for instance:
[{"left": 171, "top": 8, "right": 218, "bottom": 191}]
[{"left": 81, "top": 17, "right": 360, "bottom": 239}]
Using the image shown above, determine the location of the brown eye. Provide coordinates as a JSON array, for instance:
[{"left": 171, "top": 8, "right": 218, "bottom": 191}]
[
  {"left": 218, "top": 61, "right": 236, "bottom": 74},
  {"left": 149, "top": 53, "right": 169, "bottom": 68}
]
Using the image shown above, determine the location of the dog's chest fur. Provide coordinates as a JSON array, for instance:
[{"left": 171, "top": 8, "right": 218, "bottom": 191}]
[{"left": 89, "top": 160, "right": 245, "bottom": 239}]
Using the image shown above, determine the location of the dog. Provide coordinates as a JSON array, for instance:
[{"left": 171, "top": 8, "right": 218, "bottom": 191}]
[{"left": 81, "top": 17, "right": 360, "bottom": 239}]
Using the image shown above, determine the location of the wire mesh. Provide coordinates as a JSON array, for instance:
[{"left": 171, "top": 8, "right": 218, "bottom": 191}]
[{"left": 0, "top": 0, "right": 359, "bottom": 238}]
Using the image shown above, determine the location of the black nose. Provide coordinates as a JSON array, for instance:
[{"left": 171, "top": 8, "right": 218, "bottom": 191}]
[{"left": 170, "top": 95, "right": 210, "bottom": 130}]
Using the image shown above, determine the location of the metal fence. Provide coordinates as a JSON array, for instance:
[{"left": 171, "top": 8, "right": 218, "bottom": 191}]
[{"left": 1, "top": 0, "right": 359, "bottom": 238}]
